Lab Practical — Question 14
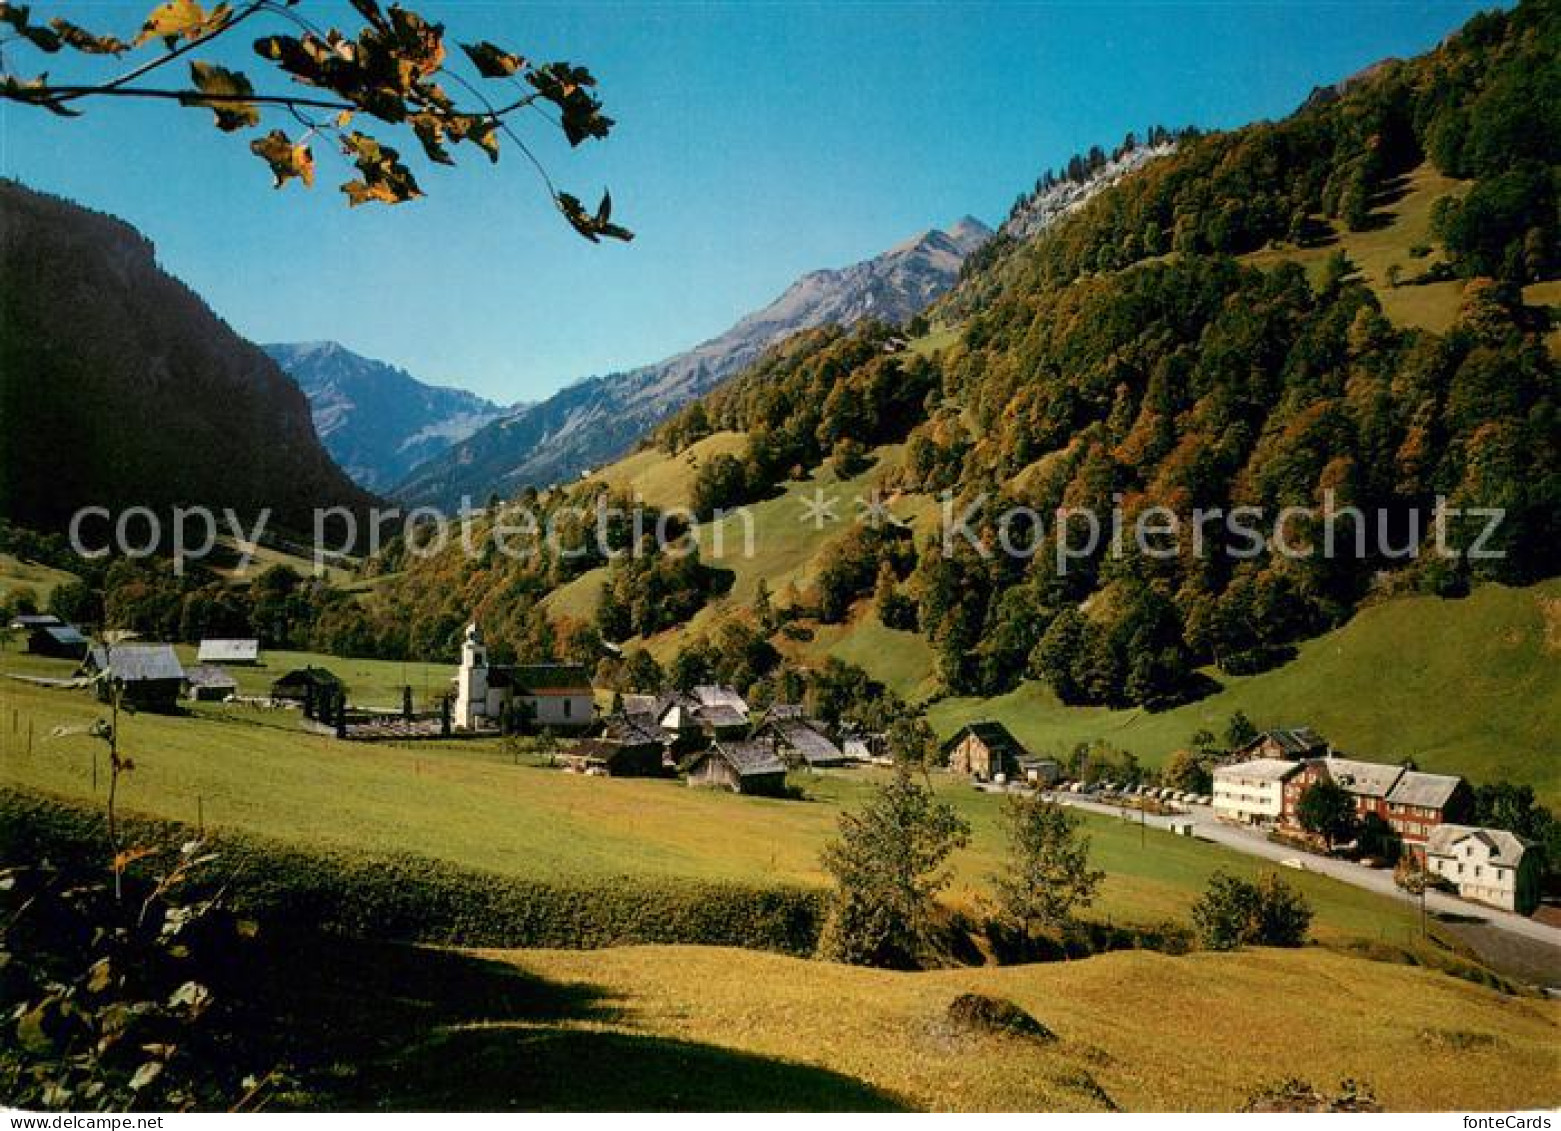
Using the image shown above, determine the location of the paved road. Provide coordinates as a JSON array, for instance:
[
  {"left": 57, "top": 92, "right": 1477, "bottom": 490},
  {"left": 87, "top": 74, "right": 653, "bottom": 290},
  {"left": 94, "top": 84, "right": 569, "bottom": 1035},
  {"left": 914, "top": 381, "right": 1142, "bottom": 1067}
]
[{"left": 1037, "top": 790, "right": 1561, "bottom": 961}]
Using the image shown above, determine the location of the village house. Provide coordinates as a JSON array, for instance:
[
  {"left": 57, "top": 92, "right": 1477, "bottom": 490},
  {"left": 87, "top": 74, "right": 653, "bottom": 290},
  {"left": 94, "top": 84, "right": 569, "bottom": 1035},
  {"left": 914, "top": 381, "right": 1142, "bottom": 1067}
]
[
  {"left": 1233, "top": 727, "right": 1329, "bottom": 762},
  {"left": 85, "top": 643, "right": 185, "bottom": 712},
  {"left": 684, "top": 740, "right": 789, "bottom": 797},
  {"left": 1213, "top": 758, "right": 1301, "bottom": 825},
  {"left": 1425, "top": 824, "right": 1541, "bottom": 914},
  {"left": 944, "top": 720, "right": 1029, "bottom": 780},
  {"left": 625, "top": 687, "right": 751, "bottom": 746},
  {"left": 184, "top": 664, "right": 238, "bottom": 702},
  {"left": 197, "top": 638, "right": 260, "bottom": 665},
  {"left": 452, "top": 624, "right": 594, "bottom": 732},
  {"left": 758, "top": 715, "right": 845, "bottom": 770}
]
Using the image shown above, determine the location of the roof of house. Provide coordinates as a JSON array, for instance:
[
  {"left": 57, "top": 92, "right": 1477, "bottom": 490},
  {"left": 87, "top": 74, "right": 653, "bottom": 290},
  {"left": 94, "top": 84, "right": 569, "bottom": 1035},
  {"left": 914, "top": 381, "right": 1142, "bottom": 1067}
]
[
  {"left": 1318, "top": 756, "right": 1405, "bottom": 798},
  {"left": 707, "top": 740, "right": 787, "bottom": 778},
  {"left": 1426, "top": 824, "right": 1531, "bottom": 867},
  {"left": 763, "top": 703, "right": 806, "bottom": 721},
  {"left": 1214, "top": 757, "right": 1302, "bottom": 784},
  {"left": 1386, "top": 770, "right": 1466, "bottom": 811},
  {"left": 197, "top": 638, "right": 259, "bottom": 663},
  {"left": 38, "top": 625, "right": 88, "bottom": 646},
  {"left": 184, "top": 664, "right": 238, "bottom": 689},
  {"left": 601, "top": 712, "right": 664, "bottom": 747},
  {"left": 693, "top": 685, "right": 749, "bottom": 714},
  {"left": 944, "top": 720, "right": 1029, "bottom": 757},
  {"left": 1240, "top": 727, "right": 1327, "bottom": 756},
  {"left": 766, "top": 718, "right": 843, "bottom": 765},
  {"left": 488, "top": 663, "right": 593, "bottom": 694},
  {"left": 10, "top": 614, "right": 61, "bottom": 629},
  {"left": 696, "top": 703, "right": 750, "bottom": 729},
  {"left": 88, "top": 644, "right": 184, "bottom": 683}
]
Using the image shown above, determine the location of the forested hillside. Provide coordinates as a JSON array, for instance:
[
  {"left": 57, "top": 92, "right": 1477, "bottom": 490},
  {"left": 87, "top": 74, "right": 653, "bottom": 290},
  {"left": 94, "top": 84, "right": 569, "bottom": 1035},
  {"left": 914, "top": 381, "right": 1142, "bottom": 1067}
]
[
  {"left": 0, "top": 182, "right": 374, "bottom": 534},
  {"left": 104, "top": 1, "right": 1556, "bottom": 751}
]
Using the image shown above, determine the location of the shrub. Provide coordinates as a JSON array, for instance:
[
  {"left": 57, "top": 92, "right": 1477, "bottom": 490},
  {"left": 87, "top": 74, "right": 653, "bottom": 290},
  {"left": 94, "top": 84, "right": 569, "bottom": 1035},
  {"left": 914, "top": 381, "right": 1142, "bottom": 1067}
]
[
  {"left": 1191, "top": 871, "right": 1313, "bottom": 950},
  {"left": 946, "top": 994, "right": 1056, "bottom": 1042}
]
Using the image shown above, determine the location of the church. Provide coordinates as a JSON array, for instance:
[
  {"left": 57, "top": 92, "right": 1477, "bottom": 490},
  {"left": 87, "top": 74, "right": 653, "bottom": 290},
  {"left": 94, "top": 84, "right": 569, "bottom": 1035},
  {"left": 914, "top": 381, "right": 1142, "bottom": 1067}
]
[{"left": 452, "top": 624, "right": 595, "bottom": 733}]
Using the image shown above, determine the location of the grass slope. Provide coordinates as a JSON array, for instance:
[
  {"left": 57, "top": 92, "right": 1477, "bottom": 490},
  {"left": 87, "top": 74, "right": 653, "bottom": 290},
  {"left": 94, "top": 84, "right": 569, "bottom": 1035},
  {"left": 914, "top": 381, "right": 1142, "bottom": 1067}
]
[
  {"left": 0, "top": 652, "right": 1418, "bottom": 942},
  {"left": 0, "top": 552, "right": 78, "bottom": 606},
  {"left": 930, "top": 580, "right": 1561, "bottom": 806},
  {"left": 467, "top": 944, "right": 1561, "bottom": 1112}
]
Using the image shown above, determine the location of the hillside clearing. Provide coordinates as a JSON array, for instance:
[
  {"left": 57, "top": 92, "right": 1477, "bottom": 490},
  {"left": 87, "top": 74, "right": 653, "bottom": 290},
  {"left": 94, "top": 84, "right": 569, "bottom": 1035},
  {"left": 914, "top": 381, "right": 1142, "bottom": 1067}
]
[{"left": 930, "top": 580, "right": 1561, "bottom": 808}]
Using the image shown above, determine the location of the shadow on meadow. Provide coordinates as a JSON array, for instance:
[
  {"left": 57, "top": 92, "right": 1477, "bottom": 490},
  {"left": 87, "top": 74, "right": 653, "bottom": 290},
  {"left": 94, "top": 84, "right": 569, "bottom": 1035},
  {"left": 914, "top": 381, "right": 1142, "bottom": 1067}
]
[{"left": 233, "top": 932, "right": 907, "bottom": 1112}]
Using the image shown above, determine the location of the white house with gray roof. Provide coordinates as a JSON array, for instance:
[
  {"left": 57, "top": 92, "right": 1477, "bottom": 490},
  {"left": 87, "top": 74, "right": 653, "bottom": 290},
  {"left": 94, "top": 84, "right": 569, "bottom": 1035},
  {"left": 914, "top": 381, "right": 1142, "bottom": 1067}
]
[{"left": 1425, "top": 824, "right": 1541, "bottom": 913}]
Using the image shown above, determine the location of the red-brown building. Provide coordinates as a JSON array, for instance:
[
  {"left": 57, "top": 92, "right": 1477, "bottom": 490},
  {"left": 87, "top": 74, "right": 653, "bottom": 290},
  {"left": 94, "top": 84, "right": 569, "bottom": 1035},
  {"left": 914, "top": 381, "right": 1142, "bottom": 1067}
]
[{"left": 1281, "top": 755, "right": 1471, "bottom": 858}]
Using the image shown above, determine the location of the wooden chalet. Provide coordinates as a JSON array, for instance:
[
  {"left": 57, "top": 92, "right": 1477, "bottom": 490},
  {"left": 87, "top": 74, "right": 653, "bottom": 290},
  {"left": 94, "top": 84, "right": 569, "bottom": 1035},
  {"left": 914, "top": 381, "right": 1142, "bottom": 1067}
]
[
  {"left": 944, "top": 720, "right": 1029, "bottom": 780},
  {"left": 684, "top": 740, "right": 788, "bottom": 796},
  {"left": 1234, "top": 727, "right": 1329, "bottom": 762}
]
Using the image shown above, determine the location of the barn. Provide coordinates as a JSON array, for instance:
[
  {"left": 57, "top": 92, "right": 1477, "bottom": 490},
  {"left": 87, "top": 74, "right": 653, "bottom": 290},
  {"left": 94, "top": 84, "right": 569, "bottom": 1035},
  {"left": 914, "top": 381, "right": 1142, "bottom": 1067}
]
[
  {"left": 943, "top": 720, "right": 1029, "bottom": 780},
  {"left": 271, "top": 666, "right": 345, "bottom": 705},
  {"left": 27, "top": 622, "right": 88, "bottom": 659},
  {"left": 84, "top": 644, "right": 185, "bottom": 712},
  {"left": 562, "top": 713, "right": 666, "bottom": 777},
  {"left": 684, "top": 740, "right": 788, "bottom": 797}
]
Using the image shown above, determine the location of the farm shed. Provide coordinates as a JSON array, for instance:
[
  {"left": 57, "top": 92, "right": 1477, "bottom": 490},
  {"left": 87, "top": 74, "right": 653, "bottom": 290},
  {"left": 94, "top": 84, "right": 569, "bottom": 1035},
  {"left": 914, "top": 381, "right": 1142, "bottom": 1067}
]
[
  {"left": 684, "top": 740, "right": 788, "bottom": 797},
  {"left": 184, "top": 664, "right": 239, "bottom": 701}
]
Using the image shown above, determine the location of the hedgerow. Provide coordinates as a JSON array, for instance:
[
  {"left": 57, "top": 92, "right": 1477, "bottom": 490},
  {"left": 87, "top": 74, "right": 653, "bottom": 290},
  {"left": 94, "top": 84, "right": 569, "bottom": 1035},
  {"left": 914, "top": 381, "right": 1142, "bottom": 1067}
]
[{"left": 0, "top": 788, "right": 825, "bottom": 955}]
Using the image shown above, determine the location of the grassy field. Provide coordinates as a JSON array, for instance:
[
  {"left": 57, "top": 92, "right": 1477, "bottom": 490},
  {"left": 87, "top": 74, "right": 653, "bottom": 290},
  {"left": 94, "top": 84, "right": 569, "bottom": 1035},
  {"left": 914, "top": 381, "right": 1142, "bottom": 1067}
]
[
  {"left": 549, "top": 440, "right": 942, "bottom": 657},
  {"left": 931, "top": 580, "right": 1561, "bottom": 808},
  {"left": 0, "top": 651, "right": 1424, "bottom": 943},
  {"left": 1240, "top": 162, "right": 1468, "bottom": 334},
  {"left": 170, "top": 644, "right": 452, "bottom": 710}
]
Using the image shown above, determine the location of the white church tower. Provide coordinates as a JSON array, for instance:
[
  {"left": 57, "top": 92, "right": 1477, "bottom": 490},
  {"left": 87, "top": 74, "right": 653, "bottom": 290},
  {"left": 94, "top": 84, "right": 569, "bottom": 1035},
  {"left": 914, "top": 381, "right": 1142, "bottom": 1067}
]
[{"left": 454, "top": 622, "right": 489, "bottom": 730}]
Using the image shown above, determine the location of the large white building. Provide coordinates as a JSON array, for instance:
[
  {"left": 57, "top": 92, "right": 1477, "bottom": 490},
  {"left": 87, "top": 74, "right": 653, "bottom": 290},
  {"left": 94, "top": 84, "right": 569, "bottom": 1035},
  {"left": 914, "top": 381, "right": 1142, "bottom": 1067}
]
[
  {"left": 452, "top": 624, "right": 594, "bottom": 732},
  {"left": 1425, "top": 824, "right": 1540, "bottom": 913},
  {"left": 1213, "top": 758, "right": 1301, "bottom": 826}
]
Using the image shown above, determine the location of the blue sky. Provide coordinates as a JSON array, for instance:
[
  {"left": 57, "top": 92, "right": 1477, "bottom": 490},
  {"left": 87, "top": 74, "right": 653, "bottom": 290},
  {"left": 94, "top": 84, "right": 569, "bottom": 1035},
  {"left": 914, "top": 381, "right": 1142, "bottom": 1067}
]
[{"left": 2, "top": 1, "right": 1494, "bottom": 403}]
